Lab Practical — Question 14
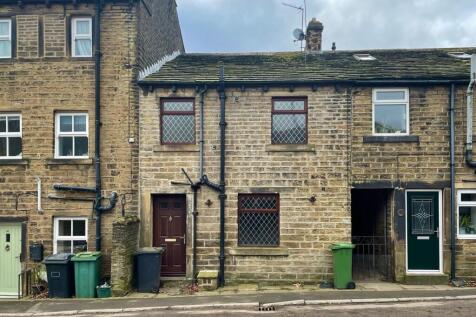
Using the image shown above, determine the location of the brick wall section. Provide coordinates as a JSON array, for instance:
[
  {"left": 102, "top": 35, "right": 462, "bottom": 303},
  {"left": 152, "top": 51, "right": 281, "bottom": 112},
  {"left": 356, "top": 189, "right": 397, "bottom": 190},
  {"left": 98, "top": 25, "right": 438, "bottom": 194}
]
[
  {"left": 43, "top": 14, "right": 65, "bottom": 58},
  {"left": 453, "top": 87, "right": 476, "bottom": 278},
  {"left": 352, "top": 87, "right": 450, "bottom": 183},
  {"left": 16, "top": 15, "right": 39, "bottom": 58},
  {"left": 111, "top": 216, "right": 139, "bottom": 296},
  {"left": 136, "top": 0, "right": 184, "bottom": 69},
  {"left": 0, "top": 1, "right": 183, "bottom": 281},
  {"left": 351, "top": 85, "right": 476, "bottom": 280},
  {"left": 139, "top": 86, "right": 351, "bottom": 284}
]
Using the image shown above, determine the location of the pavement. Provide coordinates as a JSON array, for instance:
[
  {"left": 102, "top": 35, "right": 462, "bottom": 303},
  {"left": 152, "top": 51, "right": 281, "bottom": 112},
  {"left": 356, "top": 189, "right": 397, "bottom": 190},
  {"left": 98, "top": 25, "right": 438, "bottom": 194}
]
[{"left": 1, "top": 283, "right": 476, "bottom": 316}]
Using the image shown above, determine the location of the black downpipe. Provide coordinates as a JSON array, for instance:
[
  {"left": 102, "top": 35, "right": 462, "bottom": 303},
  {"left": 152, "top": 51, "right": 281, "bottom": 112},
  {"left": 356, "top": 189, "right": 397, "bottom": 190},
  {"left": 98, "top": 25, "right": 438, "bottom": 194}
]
[
  {"left": 94, "top": 0, "right": 103, "bottom": 252},
  {"left": 218, "top": 66, "right": 226, "bottom": 287},
  {"left": 449, "top": 84, "right": 456, "bottom": 281},
  {"left": 192, "top": 184, "right": 199, "bottom": 283}
]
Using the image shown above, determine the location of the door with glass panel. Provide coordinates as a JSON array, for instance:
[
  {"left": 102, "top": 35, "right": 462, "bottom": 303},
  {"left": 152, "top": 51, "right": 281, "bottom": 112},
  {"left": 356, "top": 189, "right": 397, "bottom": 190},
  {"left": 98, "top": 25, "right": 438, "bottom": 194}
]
[
  {"left": 406, "top": 191, "right": 441, "bottom": 272},
  {"left": 0, "top": 223, "right": 22, "bottom": 297}
]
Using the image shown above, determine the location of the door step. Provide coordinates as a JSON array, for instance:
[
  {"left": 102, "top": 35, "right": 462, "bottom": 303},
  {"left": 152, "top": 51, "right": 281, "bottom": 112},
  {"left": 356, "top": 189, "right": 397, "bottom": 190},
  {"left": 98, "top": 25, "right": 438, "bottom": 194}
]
[{"left": 403, "top": 275, "right": 448, "bottom": 285}]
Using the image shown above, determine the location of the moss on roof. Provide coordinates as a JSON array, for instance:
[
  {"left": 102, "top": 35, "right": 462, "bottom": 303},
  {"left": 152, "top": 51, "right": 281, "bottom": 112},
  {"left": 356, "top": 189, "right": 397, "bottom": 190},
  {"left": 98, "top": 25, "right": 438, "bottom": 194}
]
[{"left": 140, "top": 48, "right": 476, "bottom": 85}]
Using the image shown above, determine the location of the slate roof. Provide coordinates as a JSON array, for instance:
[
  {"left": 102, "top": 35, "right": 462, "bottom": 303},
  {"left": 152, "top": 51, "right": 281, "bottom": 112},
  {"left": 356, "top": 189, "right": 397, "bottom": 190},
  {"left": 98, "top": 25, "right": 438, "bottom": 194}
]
[{"left": 140, "top": 48, "right": 476, "bottom": 86}]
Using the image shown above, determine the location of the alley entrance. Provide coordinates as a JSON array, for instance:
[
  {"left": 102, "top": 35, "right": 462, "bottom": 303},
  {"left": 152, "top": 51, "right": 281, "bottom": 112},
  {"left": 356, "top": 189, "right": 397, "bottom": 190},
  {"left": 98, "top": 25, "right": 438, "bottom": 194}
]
[
  {"left": 153, "top": 195, "right": 187, "bottom": 277},
  {"left": 351, "top": 189, "right": 392, "bottom": 281}
]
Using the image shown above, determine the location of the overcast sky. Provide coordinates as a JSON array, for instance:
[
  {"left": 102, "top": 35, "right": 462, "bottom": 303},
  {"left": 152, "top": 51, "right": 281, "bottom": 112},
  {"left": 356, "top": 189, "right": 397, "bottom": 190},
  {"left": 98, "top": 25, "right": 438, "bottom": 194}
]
[{"left": 176, "top": 0, "right": 476, "bottom": 53}]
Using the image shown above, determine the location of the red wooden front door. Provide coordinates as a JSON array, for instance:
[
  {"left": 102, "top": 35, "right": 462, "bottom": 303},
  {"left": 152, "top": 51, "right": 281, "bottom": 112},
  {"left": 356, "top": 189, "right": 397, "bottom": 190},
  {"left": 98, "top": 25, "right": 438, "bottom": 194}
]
[{"left": 153, "top": 195, "right": 186, "bottom": 277}]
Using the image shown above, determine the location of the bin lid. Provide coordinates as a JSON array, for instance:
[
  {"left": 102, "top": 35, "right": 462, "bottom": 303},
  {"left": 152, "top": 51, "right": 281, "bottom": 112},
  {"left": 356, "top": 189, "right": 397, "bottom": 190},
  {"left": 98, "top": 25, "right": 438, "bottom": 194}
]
[
  {"left": 134, "top": 247, "right": 164, "bottom": 255},
  {"left": 71, "top": 251, "right": 102, "bottom": 262},
  {"left": 330, "top": 243, "right": 355, "bottom": 250},
  {"left": 43, "top": 253, "right": 74, "bottom": 264}
]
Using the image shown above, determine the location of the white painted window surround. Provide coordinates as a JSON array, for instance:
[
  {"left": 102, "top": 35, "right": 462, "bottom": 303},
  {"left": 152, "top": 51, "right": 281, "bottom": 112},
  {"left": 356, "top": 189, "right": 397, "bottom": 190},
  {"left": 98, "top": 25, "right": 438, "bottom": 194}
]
[
  {"left": 53, "top": 217, "right": 88, "bottom": 254},
  {"left": 457, "top": 190, "right": 476, "bottom": 239},
  {"left": 0, "top": 19, "right": 12, "bottom": 59},
  {"left": 55, "top": 112, "right": 89, "bottom": 159},
  {"left": 72, "top": 17, "right": 92, "bottom": 58},
  {"left": 372, "top": 88, "right": 410, "bottom": 136}
]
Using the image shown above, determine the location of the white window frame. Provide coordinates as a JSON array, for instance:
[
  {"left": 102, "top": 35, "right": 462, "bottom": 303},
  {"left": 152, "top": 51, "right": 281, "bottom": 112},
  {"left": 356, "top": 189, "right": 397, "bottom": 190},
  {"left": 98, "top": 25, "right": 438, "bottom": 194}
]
[
  {"left": 53, "top": 217, "right": 88, "bottom": 254},
  {"left": 0, "top": 19, "right": 12, "bottom": 59},
  {"left": 0, "top": 113, "right": 22, "bottom": 159},
  {"left": 55, "top": 112, "right": 89, "bottom": 159},
  {"left": 457, "top": 190, "right": 476, "bottom": 240},
  {"left": 372, "top": 88, "right": 410, "bottom": 136},
  {"left": 71, "top": 17, "right": 92, "bottom": 58}
]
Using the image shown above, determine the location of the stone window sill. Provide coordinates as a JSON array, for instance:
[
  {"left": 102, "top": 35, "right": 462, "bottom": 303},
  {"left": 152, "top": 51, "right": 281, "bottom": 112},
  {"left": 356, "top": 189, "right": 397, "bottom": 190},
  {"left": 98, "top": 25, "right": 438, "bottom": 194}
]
[
  {"left": 228, "top": 247, "right": 289, "bottom": 256},
  {"left": 265, "top": 144, "right": 315, "bottom": 153},
  {"left": 363, "top": 135, "right": 419, "bottom": 143},
  {"left": 153, "top": 144, "right": 199, "bottom": 153},
  {"left": 0, "top": 159, "right": 29, "bottom": 166},
  {"left": 46, "top": 158, "right": 93, "bottom": 166}
]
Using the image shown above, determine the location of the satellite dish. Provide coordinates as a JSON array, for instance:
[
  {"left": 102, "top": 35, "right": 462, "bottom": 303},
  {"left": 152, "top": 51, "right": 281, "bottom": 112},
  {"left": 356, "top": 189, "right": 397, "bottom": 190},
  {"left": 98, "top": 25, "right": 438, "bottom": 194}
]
[{"left": 293, "top": 28, "right": 305, "bottom": 41}]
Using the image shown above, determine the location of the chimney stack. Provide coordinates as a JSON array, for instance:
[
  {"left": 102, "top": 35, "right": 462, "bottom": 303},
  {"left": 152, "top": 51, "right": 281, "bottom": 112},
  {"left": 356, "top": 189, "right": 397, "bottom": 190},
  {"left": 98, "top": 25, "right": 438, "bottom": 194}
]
[{"left": 306, "top": 18, "right": 323, "bottom": 52}]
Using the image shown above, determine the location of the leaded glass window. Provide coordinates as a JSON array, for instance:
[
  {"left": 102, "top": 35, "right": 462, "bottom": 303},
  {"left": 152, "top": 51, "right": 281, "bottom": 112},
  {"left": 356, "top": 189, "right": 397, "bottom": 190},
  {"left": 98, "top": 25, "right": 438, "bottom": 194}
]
[
  {"left": 238, "top": 193, "right": 280, "bottom": 246},
  {"left": 411, "top": 199, "right": 434, "bottom": 235},
  {"left": 161, "top": 99, "right": 195, "bottom": 144},
  {"left": 272, "top": 98, "right": 307, "bottom": 144}
]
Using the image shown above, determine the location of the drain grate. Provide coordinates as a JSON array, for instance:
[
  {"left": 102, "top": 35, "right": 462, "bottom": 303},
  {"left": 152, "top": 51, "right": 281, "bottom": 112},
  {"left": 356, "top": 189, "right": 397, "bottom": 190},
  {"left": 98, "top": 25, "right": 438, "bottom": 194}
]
[{"left": 259, "top": 305, "right": 276, "bottom": 311}]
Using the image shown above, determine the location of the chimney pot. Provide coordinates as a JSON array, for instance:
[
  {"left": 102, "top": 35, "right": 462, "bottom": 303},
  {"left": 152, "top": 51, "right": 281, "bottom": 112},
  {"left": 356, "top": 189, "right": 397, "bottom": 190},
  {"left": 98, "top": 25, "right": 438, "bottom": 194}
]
[{"left": 306, "top": 18, "right": 323, "bottom": 52}]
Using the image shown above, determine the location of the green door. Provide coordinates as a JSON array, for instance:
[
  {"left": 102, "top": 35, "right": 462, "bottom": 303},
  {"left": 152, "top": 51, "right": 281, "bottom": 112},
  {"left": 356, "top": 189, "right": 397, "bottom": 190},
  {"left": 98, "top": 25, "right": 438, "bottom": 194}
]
[
  {"left": 0, "top": 223, "right": 22, "bottom": 297},
  {"left": 407, "top": 191, "right": 440, "bottom": 271}
]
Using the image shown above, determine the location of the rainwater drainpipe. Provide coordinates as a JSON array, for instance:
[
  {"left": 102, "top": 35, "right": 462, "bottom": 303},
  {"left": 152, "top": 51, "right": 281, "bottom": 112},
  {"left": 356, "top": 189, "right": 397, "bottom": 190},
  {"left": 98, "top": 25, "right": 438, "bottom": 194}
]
[
  {"left": 192, "top": 87, "right": 207, "bottom": 284},
  {"left": 449, "top": 83, "right": 456, "bottom": 281},
  {"left": 94, "top": 0, "right": 103, "bottom": 252},
  {"left": 199, "top": 87, "right": 207, "bottom": 178},
  {"left": 465, "top": 55, "right": 476, "bottom": 168},
  {"left": 218, "top": 66, "right": 227, "bottom": 287}
]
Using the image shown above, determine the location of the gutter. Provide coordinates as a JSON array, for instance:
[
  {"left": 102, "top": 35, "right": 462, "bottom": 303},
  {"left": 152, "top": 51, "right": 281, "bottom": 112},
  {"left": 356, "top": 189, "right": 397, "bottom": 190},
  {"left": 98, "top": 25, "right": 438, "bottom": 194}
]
[
  {"left": 138, "top": 79, "right": 470, "bottom": 89},
  {"left": 8, "top": 0, "right": 136, "bottom": 4},
  {"left": 465, "top": 55, "right": 476, "bottom": 168}
]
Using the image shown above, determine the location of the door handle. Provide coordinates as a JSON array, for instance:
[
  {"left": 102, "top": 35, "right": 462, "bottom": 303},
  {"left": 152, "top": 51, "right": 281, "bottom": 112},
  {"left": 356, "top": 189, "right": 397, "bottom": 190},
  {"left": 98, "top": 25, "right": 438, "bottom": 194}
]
[
  {"left": 435, "top": 227, "right": 439, "bottom": 238},
  {"left": 182, "top": 235, "right": 186, "bottom": 245}
]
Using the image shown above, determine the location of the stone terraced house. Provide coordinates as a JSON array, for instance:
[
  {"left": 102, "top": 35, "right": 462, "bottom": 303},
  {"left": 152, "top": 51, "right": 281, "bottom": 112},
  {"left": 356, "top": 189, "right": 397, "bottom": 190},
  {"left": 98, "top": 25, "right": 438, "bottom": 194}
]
[
  {"left": 0, "top": 0, "right": 183, "bottom": 297},
  {"left": 138, "top": 19, "right": 476, "bottom": 287}
]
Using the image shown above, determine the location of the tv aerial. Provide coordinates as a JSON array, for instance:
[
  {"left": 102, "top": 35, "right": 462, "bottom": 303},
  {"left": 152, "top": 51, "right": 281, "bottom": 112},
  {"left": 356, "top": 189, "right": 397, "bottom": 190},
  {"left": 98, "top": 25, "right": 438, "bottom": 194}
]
[{"left": 282, "top": 1, "right": 307, "bottom": 51}]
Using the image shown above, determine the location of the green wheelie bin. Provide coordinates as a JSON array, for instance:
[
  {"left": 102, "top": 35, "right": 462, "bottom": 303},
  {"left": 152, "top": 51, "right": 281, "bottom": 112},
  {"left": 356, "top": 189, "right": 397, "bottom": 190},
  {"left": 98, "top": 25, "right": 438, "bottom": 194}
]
[
  {"left": 330, "top": 243, "right": 355, "bottom": 289},
  {"left": 71, "top": 251, "right": 102, "bottom": 298}
]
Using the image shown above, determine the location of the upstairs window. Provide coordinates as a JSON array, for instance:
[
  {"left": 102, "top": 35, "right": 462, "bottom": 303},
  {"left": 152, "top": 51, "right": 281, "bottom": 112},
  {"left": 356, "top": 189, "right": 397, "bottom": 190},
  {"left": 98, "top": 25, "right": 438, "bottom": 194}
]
[
  {"left": 372, "top": 89, "right": 409, "bottom": 135},
  {"left": 272, "top": 97, "right": 307, "bottom": 144},
  {"left": 238, "top": 193, "right": 280, "bottom": 247},
  {"left": 55, "top": 113, "right": 89, "bottom": 159},
  {"left": 160, "top": 99, "right": 195, "bottom": 144},
  {"left": 0, "top": 19, "right": 12, "bottom": 59},
  {"left": 72, "top": 17, "right": 92, "bottom": 57},
  {"left": 0, "top": 114, "right": 22, "bottom": 159},
  {"left": 53, "top": 217, "right": 88, "bottom": 254}
]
